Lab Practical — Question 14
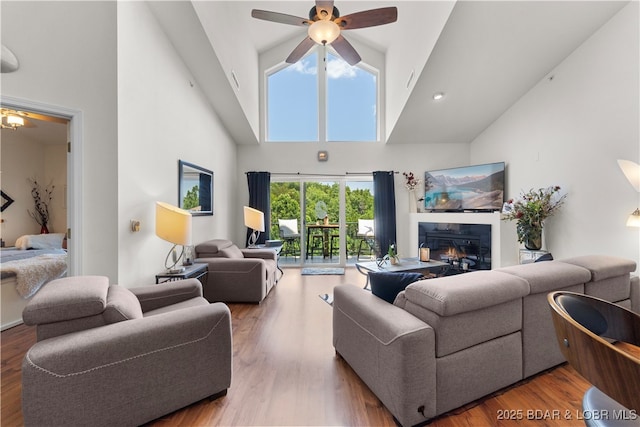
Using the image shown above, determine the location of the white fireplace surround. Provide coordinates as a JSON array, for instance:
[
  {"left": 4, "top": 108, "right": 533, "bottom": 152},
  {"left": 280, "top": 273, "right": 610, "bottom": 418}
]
[{"left": 409, "top": 212, "right": 503, "bottom": 269}]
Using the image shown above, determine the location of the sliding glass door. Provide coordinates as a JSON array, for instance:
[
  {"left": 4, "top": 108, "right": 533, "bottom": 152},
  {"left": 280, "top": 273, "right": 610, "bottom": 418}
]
[{"left": 270, "top": 176, "right": 374, "bottom": 267}]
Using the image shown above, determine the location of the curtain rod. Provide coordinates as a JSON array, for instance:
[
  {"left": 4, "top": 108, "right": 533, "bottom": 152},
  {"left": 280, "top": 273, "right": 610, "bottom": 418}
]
[{"left": 245, "top": 171, "right": 399, "bottom": 177}]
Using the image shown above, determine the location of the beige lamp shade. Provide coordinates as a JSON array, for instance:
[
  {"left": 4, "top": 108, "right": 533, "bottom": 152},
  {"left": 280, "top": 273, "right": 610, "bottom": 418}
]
[
  {"left": 244, "top": 206, "right": 265, "bottom": 232},
  {"left": 617, "top": 159, "right": 640, "bottom": 192},
  {"left": 155, "top": 201, "right": 192, "bottom": 246},
  {"left": 627, "top": 208, "right": 640, "bottom": 227}
]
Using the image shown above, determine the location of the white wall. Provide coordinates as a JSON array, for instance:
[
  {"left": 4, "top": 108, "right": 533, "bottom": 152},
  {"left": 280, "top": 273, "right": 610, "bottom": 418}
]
[
  {"left": 1, "top": 1, "right": 118, "bottom": 279},
  {"left": 0, "top": 134, "right": 66, "bottom": 244},
  {"left": 470, "top": 2, "right": 640, "bottom": 268},
  {"left": 117, "top": 2, "right": 238, "bottom": 286}
]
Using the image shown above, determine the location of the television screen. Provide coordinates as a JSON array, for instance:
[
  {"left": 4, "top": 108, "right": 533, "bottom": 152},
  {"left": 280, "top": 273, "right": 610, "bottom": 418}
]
[{"left": 424, "top": 162, "right": 505, "bottom": 211}]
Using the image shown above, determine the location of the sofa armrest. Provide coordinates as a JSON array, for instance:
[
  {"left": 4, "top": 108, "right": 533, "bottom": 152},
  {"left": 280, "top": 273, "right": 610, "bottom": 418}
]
[
  {"left": 129, "top": 278, "right": 203, "bottom": 313},
  {"left": 197, "top": 257, "right": 264, "bottom": 270},
  {"left": 333, "top": 285, "right": 436, "bottom": 426},
  {"left": 241, "top": 249, "right": 277, "bottom": 261},
  {"left": 22, "top": 302, "right": 232, "bottom": 426}
]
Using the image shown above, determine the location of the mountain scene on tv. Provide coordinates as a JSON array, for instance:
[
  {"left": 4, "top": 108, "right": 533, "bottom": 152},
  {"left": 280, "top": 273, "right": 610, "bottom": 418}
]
[{"left": 424, "top": 163, "right": 505, "bottom": 211}]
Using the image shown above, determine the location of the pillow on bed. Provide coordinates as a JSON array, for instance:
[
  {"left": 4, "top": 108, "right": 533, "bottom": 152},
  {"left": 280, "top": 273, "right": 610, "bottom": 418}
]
[{"left": 15, "top": 233, "right": 65, "bottom": 250}]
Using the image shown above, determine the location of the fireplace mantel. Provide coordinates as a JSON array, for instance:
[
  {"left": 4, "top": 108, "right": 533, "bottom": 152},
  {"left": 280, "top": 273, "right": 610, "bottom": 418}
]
[{"left": 409, "top": 212, "right": 503, "bottom": 269}]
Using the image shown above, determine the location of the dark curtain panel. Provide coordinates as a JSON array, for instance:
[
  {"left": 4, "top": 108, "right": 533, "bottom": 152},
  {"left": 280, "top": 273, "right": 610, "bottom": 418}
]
[
  {"left": 199, "top": 173, "right": 212, "bottom": 212},
  {"left": 373, "top": 171, "right": 397, "bottom": 257},
  {"left": 246, "top": 171, "right": 271, "bottom": 246}
]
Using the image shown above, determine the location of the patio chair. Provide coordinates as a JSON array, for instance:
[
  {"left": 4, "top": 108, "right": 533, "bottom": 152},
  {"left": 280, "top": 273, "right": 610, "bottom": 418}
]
[
  {"left": 356, "top": 219, "right": 375, "bottom": 260},
  {"left": 278, "top": 219, "right": 300, "bottom": 258}
]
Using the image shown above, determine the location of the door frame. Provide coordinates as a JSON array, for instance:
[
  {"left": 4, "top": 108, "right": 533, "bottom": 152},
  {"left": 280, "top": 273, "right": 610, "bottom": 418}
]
[{"left": 1, "top": 95, "right": 83, "bottom": 275}]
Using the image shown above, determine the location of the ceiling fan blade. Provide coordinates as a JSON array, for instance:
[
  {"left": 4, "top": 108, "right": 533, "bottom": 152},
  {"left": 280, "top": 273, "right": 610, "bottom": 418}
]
[
  {"left": 286, "top": 37, "right": 316, "bottom": 64},
  {"left": 315, "top": 1, "right": 335, "bottom": 20},
  {"left": 21, "top": 117, "right": 37, "bottom": 128},
  {"left": 331, "top": 35, "right": 361, "bottom": 66},
  {"left": 19, "top": 111, "right": 68, "bottom": 125},
  {"left": 335, "top": 7, "right": 398, "bottom": 30},
  {"left": 251, "top": 9, "right": 311, "bottom": 27}
]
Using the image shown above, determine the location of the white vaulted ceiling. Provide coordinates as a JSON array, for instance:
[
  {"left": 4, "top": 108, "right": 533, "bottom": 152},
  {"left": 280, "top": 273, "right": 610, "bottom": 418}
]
[{"left": 149, "top": 1, "right": 629, "bottom": 145}]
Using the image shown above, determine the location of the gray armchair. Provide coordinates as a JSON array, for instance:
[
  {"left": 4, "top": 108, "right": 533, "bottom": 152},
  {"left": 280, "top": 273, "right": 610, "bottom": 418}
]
[
  {"left": 21, "top": 275, "right": 232, "bottom": 427},
  {"left": 195, "top": 239, "right": 278, "bottom": 303}
]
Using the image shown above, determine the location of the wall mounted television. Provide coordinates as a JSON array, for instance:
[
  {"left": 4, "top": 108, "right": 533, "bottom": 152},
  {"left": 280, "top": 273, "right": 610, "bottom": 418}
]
[{"left": 424, "top": 162, "right": 505, "bottom": 212}]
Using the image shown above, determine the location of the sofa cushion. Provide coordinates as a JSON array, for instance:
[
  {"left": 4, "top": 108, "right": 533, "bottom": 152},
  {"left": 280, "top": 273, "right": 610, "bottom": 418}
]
[
  {"left": 103, "top": 285, "right": 143, "bottom": 324},
  {"left": 402, "top": 271, "right": 529, "bottom": 316},
  {"left": 195, "top": 239, "right": 234, "bottom": 258},
  {"left": 497, "top": 261, "right": 591, "bottom": 295},
  {"left": 560, "top": 255, "right": 636, "bottom": 282},
  {"left": 23, "top": 276, "right": 109, "bottom": 325},
  {"left": 369, "top": 272, "right": 423, "bottom": 303}
]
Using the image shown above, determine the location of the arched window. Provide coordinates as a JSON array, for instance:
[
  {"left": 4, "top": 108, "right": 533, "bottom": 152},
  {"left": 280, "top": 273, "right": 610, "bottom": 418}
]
[{"left": 265, "top": 47, "right": 379, "bottom": 143}]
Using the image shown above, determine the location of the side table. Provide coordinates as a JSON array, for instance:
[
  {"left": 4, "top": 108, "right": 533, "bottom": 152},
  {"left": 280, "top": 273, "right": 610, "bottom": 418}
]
[
  {"left": 156, "top": 262, "right": 208, "bottom": 285},
  {"left": 519, "top": 249, "right": 549, "bottom": 264}
]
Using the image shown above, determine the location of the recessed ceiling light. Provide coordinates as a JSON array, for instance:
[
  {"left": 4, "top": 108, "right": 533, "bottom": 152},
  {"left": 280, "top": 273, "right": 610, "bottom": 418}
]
[{"left": 433, "top": 92, "right": 445, "bottom": 101}]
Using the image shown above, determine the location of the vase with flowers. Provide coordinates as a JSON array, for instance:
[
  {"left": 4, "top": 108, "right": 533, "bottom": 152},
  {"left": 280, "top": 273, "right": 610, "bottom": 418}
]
[
  {"left": 28, "top": 178, "right": 54, "bottom": 234},
  {"left": 503, "top": 185, "right": 566, "bottom": 250},
  {"left": 403, "top": 172, "right": 421, "bottom": 213}
]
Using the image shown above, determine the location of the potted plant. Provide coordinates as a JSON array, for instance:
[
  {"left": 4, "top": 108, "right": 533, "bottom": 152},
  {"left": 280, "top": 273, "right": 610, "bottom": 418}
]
[
  {"left": 388, "top": 243, "right": 399, "bottom": 265},
  {"left": 503, "top": 186, "right": 566, "bottom": 250}
]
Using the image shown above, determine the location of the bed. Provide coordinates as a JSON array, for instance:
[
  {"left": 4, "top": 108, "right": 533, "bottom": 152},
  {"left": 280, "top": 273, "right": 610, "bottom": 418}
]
[{"left": 1, "top": 234, "right": 68, "bottom": 330}]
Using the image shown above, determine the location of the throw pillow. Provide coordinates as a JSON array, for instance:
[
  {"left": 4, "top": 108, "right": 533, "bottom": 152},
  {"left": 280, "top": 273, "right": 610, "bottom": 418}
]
[{"left": 369, "top": 272, "right": 424, "bottom": 304}]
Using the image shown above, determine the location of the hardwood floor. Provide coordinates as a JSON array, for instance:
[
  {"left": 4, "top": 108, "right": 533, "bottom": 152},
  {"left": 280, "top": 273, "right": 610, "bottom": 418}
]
[{"left": 2, "top": 268, "right": 593, "bottom": 426}]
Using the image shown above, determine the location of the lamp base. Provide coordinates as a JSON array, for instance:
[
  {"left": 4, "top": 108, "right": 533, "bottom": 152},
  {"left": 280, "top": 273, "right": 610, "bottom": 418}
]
[
  {"left": 247, "top": 230, "right": 260, "bottom": 248},
  {"left": 167, "top": 266, "right": 185, "bottom": 274}
]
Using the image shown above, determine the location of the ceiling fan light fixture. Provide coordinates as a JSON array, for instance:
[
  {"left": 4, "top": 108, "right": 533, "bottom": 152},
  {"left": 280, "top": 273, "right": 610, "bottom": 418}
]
[
  {"left": 1, "top": 113, "right": 24, "bottom": 130},
  {"left": 7, "top": 115, "right": 24, "bottom": 127},
  {"left": 308, "top": 20, "right": 340, "bottom": 45},
  {"left": 433, "top": 92, "right": 445, "bottom": 101}
]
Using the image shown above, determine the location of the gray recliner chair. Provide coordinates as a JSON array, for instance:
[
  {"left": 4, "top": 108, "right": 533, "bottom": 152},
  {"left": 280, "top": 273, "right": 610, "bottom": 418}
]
[
  {"left": 195, "top": 239, "right": 278, "bottom": 303},
  {"left": 21, "top": 275, "right": 232, "bottom": 427}
]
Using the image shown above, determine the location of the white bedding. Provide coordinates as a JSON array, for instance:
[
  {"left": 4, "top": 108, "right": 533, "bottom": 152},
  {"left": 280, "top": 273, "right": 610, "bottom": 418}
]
[{"left": 1, "top": 252, "right": 67, "bottom": 298}]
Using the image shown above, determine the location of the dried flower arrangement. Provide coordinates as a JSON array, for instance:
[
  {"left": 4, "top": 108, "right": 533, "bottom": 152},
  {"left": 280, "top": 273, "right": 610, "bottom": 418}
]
[
  {"left": 28, "top": 178, "right": 54, "bottom": 233},
  {"left": 403, "top": 172, "right": 421, "bottom": 191}
]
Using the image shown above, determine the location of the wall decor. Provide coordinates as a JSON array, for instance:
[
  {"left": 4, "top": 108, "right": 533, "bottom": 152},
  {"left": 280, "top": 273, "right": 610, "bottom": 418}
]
[
  {"left": 178, "top": 160, "right": 213, "bottom": 216},
  {"left": 1, "top": 190, "right": 14, "bottom": 212}
]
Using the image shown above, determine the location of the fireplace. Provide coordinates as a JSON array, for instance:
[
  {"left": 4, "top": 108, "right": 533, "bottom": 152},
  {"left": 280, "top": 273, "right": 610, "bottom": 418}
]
[{"left": 419, "top": 222, "right": 492, "bottom": 273}]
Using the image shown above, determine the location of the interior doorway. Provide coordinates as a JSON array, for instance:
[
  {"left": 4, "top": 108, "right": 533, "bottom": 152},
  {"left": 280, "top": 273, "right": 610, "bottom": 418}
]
[{"left": 1, "top": 96, "right": 83, "bottom": 275}]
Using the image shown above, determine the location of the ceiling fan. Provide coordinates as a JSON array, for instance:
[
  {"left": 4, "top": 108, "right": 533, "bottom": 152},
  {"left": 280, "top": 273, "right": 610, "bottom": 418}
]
[
  {"left": 251, "top": 1, "right": 398, "bottom": 66},
  {"left": 1, "top": 108, "right": 67, "bottom": 130}
]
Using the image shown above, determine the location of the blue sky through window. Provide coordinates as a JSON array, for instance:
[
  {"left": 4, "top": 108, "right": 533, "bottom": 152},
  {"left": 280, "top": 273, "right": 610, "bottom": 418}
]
[
  {"left": 266, "top": 47, "right": 377, "bottom": 142},
  {"left": 327, "top": 53, "right": 377, "bottom": 141},
  {"left": 268, "top": 52, "right": 319, "bottom": 142}
]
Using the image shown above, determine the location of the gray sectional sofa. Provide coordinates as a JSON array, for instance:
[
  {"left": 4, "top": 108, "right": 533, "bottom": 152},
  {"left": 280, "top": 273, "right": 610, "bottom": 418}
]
[{"left": 333, "top": 255, "right": 639, "bottom": 426}]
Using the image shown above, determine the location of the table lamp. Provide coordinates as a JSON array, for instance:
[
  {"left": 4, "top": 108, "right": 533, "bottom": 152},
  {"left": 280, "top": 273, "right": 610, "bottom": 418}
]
[
  {"left": 618, "top": 159, "right": 640, "bottom": 228},
  {"left": 244, "top": 206, "right": 265, "bottom": 248},
  {"left": 156, "top": 201, "right": 192, "bottom": 273}
]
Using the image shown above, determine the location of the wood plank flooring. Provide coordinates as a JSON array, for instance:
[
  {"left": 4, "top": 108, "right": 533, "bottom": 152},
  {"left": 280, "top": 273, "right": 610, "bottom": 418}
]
[{"left": 2, "top": 268, "right": 594, "bottom": 426}]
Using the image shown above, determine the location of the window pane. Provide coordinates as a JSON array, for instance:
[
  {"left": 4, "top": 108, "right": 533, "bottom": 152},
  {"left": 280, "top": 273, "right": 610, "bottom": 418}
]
[
  {"left": 267, "top": 52, "right": 318, "bottom": 142},
  {"left": 326, "top": 53, "right": 377, "bottom": 142}
]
